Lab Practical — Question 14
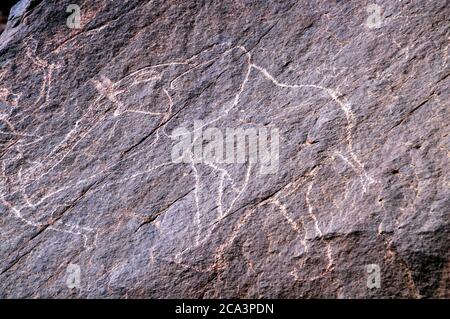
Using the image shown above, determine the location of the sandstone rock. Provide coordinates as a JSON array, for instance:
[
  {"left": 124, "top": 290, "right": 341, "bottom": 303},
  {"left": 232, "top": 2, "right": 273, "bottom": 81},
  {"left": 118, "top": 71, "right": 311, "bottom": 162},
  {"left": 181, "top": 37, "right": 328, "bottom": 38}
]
[{"left": 0, "top": 0, "right": 448, "bottom": 298}]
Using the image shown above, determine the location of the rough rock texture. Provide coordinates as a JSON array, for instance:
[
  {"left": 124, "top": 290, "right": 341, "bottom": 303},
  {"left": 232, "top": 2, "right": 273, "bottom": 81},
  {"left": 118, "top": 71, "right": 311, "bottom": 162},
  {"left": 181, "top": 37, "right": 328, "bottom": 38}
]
[{"left": 0, "top": 0, "right": 449, "bottom": 298}]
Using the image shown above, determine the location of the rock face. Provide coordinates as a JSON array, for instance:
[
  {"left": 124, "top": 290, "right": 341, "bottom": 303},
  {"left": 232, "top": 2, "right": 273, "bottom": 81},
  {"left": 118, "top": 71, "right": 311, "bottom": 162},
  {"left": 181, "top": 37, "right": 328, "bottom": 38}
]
[{"left": 0, "top": 0, "right": 448, "bottom": 298}]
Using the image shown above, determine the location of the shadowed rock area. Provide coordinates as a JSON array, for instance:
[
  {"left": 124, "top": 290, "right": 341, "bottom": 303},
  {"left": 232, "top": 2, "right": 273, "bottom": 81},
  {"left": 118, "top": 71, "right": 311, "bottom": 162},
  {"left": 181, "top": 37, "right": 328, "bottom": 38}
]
[
  {"left": 0, "top": 0, "right": 448, "bottom": 298},
  {"left": 0, "top": 1, "right": 17, "bottom": 34}
]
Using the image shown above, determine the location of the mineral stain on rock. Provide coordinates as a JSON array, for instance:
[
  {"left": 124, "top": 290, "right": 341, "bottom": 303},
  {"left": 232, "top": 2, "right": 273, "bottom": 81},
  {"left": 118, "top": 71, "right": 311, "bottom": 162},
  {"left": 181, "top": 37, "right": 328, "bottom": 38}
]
[{"left": 0, "top": 0, "right": 449, "bottom": 298}]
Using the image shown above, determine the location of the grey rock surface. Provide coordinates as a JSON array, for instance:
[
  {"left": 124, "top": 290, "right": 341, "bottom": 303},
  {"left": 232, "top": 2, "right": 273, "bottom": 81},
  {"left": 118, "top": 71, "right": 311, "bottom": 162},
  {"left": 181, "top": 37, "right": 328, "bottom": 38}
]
[{"left": 0, "top": 0, "right": 449, "bottom": 298}]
